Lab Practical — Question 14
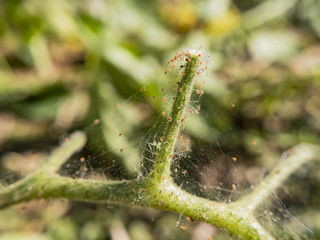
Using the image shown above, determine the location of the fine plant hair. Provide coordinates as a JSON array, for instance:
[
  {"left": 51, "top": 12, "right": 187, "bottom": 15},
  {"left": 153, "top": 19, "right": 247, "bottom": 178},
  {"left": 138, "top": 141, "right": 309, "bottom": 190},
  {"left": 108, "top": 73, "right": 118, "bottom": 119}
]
[{"left": 0, "top": 49, "right": 319, "bottom": 240}]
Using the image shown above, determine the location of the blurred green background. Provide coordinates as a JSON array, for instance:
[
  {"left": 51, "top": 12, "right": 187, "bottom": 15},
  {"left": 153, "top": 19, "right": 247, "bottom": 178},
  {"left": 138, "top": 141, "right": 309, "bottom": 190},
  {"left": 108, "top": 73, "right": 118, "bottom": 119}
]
[{"left": 0, "top": 0, "right": 320, "bottom": 239}]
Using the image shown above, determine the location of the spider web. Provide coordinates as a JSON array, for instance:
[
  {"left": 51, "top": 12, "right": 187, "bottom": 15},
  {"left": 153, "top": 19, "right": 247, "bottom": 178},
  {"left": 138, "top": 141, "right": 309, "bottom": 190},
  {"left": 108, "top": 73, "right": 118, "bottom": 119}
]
[
  {"left": 0, "top": 51, "right": 317, "bottom": 240},
  {"left": 56, "top": 52, "right": 315, "bottom": 239}
]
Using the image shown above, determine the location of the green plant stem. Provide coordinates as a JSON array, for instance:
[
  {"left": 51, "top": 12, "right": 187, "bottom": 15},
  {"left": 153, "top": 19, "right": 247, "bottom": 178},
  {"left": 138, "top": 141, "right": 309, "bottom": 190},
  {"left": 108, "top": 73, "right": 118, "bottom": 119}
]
[
  {"left": 1, "top": 49, "right": 319, "bottom": 240},
  {"left": 0, "top": 172, "right": 146, "bottom": 209},
  {"left": 238, "top": 143, "right": 320, "bottom": 210},
  {"left": 146, "top": 179, "right": 274, "bottom": 240},
  {"left": 1, "top": 136, "right": 319, "bottom": 240},
  {"left": 45, "top": 131, "right": 87, "bottom": 171},
  {"left": 0, "top": 170, "right": 273, "bottom": 240},
  {"left": 0, "top": 131, "right": 87, "bottom": 208},
  {"left": 152, "top": 52, "right": 199, "bottom": 182}
]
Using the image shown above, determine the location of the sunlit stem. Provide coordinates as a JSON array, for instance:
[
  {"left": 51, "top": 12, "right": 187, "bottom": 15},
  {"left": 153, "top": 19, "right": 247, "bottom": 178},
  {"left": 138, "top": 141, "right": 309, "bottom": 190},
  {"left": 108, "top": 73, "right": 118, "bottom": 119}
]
[
  {"left": 45, "top": 131, "right": 87, "bottom": 172},
  {"left": 1, "top": 48, "right": 319, "bottom": 240},
  {"left": 0, "top": 172, "right": 147, "bottom": 209},
  {"left": 152, "top": 53, "right": 200, "bottom": 182},
  {"left": 238, "top": 143, "right": 319, "bottom": 210}
]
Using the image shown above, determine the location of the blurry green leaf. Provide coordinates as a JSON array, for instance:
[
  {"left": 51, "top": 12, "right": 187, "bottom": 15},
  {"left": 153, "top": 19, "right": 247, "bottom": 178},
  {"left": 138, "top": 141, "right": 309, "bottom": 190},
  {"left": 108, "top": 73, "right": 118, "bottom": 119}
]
[
  {"left": 47, "top": 218, "right": 77, "bottom": 240},
  {"left": 299, "top": 0, "right": 320, "bottom": 38},
  {"left": 248, "top": 30, "right": 300, "bottom": 62},
  {"left": 80, "top": 222, "right": 104, "bottom": 240},
  {"left": 242, "top": 0, "right": 298, "bottom": 30},
  {"left": 95, "top": 80, "right": 143, "bottom": 176},
  {"left": 10, "top": 95, "right": 63, "bottom": 120}
]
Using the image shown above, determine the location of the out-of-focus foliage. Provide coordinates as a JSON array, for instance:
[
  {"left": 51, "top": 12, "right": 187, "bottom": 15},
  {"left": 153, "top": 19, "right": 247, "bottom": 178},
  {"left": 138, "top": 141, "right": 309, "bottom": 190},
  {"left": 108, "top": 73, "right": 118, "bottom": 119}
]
[{"left": 0, "top": 0, "right": 319, "bottom": 239}]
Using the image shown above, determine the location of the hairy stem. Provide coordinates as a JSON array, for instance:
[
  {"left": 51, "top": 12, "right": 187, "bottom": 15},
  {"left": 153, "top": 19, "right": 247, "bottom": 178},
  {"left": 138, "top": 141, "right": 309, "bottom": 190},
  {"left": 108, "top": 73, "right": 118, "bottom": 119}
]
[
  {"left": 0, "top": 169, "right": 273, "bottom": 240},
  {"left": 152, "top": 51, "right": 200, "bottom": 182},
  {"left": 0, "top": 172, "right": 146, "bottom": 209},
  {"left": 0, "top": 49, "right": 319, "bottom": 240},
  {"left": 145, "top": 178, "right": 274, "bottom": 240},
  {"left": 45, "top": 131, "right": 87, "bottom": 171},
  {"left": 238, "top": 143, "right": 320, "bottom": 210}
]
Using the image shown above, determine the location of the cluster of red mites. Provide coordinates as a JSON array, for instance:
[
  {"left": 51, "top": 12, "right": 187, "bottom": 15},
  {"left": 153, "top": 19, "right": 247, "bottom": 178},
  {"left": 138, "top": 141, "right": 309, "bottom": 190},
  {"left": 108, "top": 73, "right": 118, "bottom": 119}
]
[{"left": 164, "top": 50, "right": 208, "bottom": 75}]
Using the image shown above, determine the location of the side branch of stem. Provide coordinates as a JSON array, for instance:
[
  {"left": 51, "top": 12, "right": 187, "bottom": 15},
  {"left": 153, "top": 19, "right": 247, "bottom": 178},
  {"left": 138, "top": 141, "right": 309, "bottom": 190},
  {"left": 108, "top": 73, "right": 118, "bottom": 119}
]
[{"left": 238, "top": 143, "right": 320, "bottom": 210}]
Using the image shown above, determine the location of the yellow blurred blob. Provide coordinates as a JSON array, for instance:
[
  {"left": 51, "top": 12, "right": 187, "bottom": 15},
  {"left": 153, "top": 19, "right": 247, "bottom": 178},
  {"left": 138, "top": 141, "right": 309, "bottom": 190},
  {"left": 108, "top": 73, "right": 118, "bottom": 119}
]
[
  {"left": 160, "top": 0, "right": 198, "bottom": 33},
  {"left": 205, "top": 9, "right": 241, "bottom": 36}
]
